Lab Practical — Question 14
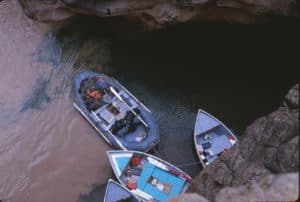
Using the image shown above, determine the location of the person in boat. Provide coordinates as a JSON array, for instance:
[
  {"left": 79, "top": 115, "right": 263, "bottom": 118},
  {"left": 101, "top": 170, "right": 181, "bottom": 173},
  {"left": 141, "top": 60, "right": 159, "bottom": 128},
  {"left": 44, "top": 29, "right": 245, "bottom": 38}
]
[
  {"left": 110, "top": 109, "right": 142, "bottom": 136},
  {"left": 83, "top": 89, "right": 106, "bottom": 111},
  {"left": 123, "top": 168, "right": 138, "bottom": 190},
  {"left": 80, "top": 76, "right": 111, "bottom": 111}
]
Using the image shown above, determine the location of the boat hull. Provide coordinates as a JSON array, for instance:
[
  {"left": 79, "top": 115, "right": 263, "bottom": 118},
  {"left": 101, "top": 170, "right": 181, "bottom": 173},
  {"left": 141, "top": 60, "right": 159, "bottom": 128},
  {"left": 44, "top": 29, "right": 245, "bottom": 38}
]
[
  {"left": 194, "top": 109, "right": 238, "bottom": 167},
  {"left": 107, "top": 150, "right": 192, "bottom": 202},
  {"left": 73, "top": 70, "right": 159, "bottom": 151}
]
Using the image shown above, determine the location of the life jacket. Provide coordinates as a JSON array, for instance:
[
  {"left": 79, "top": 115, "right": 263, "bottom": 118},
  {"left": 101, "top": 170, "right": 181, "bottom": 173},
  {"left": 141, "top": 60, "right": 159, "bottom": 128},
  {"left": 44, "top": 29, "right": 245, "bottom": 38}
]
[
  {"left": 87, "top": 90, "right": 101, "bottom": 99},
  {"left": 131, "top": 156, "right": 141, "bottom": 166},
  {"left": 127, "top": 180, "right": 137, "bottom": 190}
]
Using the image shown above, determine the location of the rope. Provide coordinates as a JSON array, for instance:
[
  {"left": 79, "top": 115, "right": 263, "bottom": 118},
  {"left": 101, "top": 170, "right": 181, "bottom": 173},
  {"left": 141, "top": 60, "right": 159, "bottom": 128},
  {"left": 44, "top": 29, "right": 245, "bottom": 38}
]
[
  {"left": 175, "top": 161, "right": 202, "bottom": 167},
  {"left": 151, "top": 147, "right": 162, "bottom": 158},
  {"left": 151, "top": 147, "right": 202, "bottom": 168}
]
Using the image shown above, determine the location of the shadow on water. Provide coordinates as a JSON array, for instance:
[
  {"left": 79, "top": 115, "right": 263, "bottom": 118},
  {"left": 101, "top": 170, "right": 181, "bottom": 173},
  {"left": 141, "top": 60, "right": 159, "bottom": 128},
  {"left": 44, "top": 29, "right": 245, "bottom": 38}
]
[
  {"left": 111, "top": 22, "right": 300, "bottom": 131},
  {"left": 20, "top": 78, "right": 51, "bottom": 112},
  {"left": 109, "top": 22, "right": 300, "bottom": 180},
  {"left": 26, "top": 17, "right": 299, "bottom": 202},
  {"left": 79, "top": 184, "right": 107, "bottom": 202}
]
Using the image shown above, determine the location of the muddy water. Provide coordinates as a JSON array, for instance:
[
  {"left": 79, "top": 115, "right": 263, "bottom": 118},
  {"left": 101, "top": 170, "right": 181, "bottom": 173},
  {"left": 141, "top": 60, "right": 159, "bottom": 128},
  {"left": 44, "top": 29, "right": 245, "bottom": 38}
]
[{"left": 0, "top": 1, "right": 112, "bottom": 202}]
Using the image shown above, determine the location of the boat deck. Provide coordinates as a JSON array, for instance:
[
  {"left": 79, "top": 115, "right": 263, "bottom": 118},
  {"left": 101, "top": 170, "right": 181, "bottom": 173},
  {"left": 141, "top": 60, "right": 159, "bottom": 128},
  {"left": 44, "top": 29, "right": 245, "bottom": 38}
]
[
  {"left": 194, "top": 110, "right": 237, "bottom": 165},
  {"left": 136, "top": 162, "right": 186, "bottom": 201},
  {"left": 118, "top": 154, "right": 188, "bottom": 202},
  {"left": 195, "top": 125, "right": 233, "bottom": 163}
]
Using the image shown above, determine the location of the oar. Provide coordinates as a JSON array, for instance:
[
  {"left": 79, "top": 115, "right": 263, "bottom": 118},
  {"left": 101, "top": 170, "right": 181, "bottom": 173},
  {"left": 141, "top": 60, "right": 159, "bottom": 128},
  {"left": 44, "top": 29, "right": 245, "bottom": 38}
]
[
  {"left": 109, "top": 87, "right": 148, "bottom": 128},
  {"left": 90, "top": 111, "right": 127, "bottom": 150},
  {"left": 113, "top": 78, "right": 151, "bottom": 113},
  {"left": 73, "top": 103, "right": 126, "bottom": 150},
  {"left": 99, "top": 118, "right": 127, "bottom": 150}
]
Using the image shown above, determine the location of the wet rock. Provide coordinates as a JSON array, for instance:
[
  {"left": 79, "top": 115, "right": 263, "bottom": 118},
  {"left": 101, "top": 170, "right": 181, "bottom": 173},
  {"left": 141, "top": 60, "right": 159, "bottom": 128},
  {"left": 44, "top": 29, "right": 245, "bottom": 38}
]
[
  {"left": 215, "top": 173, "right": 299, "bottom": 202},
  {"left": 170, "top": 193, "right": 210, "bottom": 202},
  {"left": 284, "top": 83, "right": 299, "bottom": 110},
  {"left": 190, "top": 84, "right": 299, "bottom": 201},
  {"left": 173, "top": 173, "right": 298, "bottom": 202},
  {"left": 241, "top": 108, "right": 299, "bottom": 171},
  {"left": 18, "top": 0, "right": 300, "bottom": 24},
  {"left": 18, "top": 0, "right": 74, "bottom": 22}
]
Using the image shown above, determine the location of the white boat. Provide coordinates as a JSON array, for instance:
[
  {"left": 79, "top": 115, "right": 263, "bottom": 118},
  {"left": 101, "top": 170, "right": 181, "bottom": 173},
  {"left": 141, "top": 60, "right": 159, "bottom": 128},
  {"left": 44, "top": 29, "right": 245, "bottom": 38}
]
[{"left": 194, "top": 109, "right": 238, "bottom": 167}]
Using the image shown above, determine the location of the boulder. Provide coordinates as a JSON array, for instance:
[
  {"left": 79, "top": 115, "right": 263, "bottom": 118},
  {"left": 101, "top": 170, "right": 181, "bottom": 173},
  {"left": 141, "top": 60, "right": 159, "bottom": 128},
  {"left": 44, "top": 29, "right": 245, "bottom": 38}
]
[
  {"left": 215, "top": 172, "right": 299, "bottom": 202},
  {"left": 170, "top": 193, "right": 210, "bottom": 202},
  {"left": 173, "top": 173, "right": 298, "bottom": 202}
]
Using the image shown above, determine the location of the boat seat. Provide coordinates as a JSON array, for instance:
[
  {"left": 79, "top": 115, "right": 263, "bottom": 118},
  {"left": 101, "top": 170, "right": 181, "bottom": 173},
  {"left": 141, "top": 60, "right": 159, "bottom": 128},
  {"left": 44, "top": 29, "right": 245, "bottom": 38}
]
[
  {"left": 137, "top": 163, "right": 155, "bottom": 190},
  {"left": 143, "top": 179, "right": 185, "bottom": 201},
  {"left": 148, "top": 168, "right": 185, "bottom": 201},
  {"left": 197, "top": 124, "right": 221, "bottom": 137},
  {"left": 195, "top": 113, "right": 220, "bottom": 135},
  {"left": 94, "top": 103, "right": 108, "bottom": 115},
  {"left": 164, "top": 172, "right": 185, "bottom": 193},
  {"left": 152, "top": 168, "right": 169, "bottom": 182},
  {"left": 210, "top": 134, "right": 232, "bottom": 155},
  {"left": 144, "top": 184, "right": 167, "bottom": 201}
]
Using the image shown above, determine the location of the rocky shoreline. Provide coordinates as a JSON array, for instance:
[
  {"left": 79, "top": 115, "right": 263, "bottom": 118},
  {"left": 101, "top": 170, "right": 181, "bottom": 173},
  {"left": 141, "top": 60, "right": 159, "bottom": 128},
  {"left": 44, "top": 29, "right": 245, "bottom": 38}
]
[
  {"left": 183, "top": 84, "right": 299, "bottom": 201},
  {"left": 173, "top": 172, "right": 298, "bottom": 202}
]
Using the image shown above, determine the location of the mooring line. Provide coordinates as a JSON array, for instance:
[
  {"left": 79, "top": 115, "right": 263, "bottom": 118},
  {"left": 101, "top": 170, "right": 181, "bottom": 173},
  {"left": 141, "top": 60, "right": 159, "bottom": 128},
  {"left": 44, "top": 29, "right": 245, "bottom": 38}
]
[
  {"left": 151, "top": 148, "right": 202, "bottom": 168},
  {"left": 151, "top": 147, "right": 162, "bottom": 158},
  {"left": 175, "top": 161, "right": 202, "bottom": 167}
]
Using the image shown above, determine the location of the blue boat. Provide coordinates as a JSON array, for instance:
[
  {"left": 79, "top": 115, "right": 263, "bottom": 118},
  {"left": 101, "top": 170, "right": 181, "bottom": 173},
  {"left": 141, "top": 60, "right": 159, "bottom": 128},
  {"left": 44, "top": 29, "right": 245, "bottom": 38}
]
[
  {"left": 73, "top": 70, "right": 159, "bottom": 151},
  {"left": 107, "top": 150, "right": 192, "bottom": 202},
  {"left": 104, "top": 179, "right": 139, "bottom": 202},
  {"left": 194, "top": 109, "right": 238, "bottom": 167}
]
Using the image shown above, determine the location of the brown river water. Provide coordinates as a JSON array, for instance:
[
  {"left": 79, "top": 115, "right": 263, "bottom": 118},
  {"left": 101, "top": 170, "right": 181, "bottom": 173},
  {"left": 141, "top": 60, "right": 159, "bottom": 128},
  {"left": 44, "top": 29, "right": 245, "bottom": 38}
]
[
  {"left": 0, "top": 1, "right": 112, "bottom": 202},
  {"left": 1, "top": 1, "right": 299, "bottom": 202}
]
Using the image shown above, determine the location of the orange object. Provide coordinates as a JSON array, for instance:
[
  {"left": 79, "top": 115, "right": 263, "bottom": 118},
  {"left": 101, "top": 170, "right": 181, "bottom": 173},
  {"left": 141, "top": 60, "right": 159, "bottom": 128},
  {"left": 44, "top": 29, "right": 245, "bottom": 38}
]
[
  {"left": 131, "top": 157, "right": 141, "bottom": 166},
  {"left": 88, "top": 90, "right": 101, "bottom": 99},
  {"left": 127, "top": 181, "right": 137, "bottom": 190}
]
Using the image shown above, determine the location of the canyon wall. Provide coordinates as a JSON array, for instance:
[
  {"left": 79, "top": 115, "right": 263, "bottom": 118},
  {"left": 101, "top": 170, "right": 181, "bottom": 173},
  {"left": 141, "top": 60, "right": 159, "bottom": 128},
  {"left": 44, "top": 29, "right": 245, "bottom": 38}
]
[{"left": 18, "top": 0, "right": 299, "bottom": 26}]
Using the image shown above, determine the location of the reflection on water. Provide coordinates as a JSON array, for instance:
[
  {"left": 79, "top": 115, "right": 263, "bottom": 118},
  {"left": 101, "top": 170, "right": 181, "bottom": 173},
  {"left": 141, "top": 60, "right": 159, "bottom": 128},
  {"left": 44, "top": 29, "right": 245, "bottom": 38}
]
[{"left": 1, "top": 3, "right": 299, "bottom": 202}]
